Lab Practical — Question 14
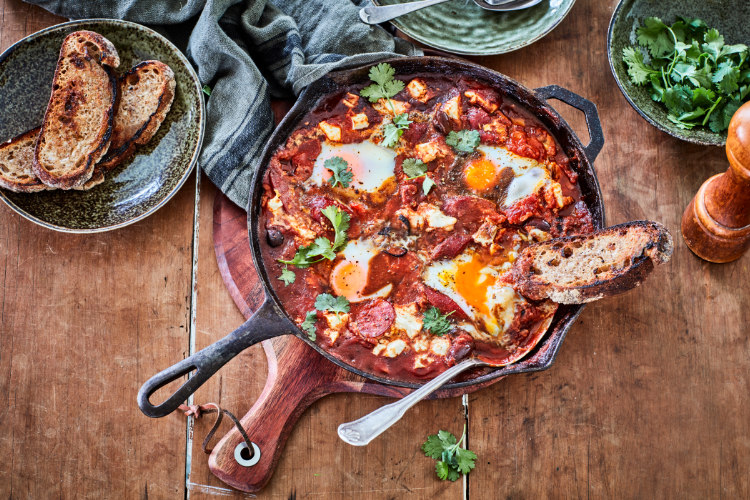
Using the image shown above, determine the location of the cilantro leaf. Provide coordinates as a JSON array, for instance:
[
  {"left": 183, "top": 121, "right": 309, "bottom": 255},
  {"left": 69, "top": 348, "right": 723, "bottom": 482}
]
[
  {"left": 402, "top": 158, "right": 428, "bottom": 178},
  {"left": 201, "top": 84, "right": 212, "bottom": 96},
  {"left": 668, "top": 107, "right": 706, "bottom": 129},
  {"left": 321, "top": 205, "right": 350, "bottom": 252},
  {"left": 325, "top": 156, "right": 353, "bottom": 188},
  {"left": 300, "top": 311, "right": 318, "bottom": 341},
  {"left": 359, "top": 63, "right": 404, "bottom": 104},
  {"left": 278, "top": 266, "right": 295, "bottom": 286},
  {"left": 713, "top": 61, "right": 740, "bottom": 94},
  {"left": 422, "top": 427, "right": 476, "bottom": 482},
  {"left": 622, "top": 47, "right": 656, "bottom": 85},
  {"left": 663, "top": 84, "right": 693, "bottom": 115},
  {"left": 636, "top": 17, "right": 674, "bottom": 59},
  {"left": 702, "top": 28, "right": 725, "bottom": 62},
  {"left": 308, "top": 237, "right": 336, "bottom": 261},
  {"left": 423, "top": 307, "right": 453, "bottom": 336},
  {"left": 709, "top": 98, "right": 741, "bottom": 133},
  {"left": 445, "top": 130, "right": 481, "bottom": 153},
  {"left": 315, "top": 293, "right": 350, "bottom": 315},
  {"left": 381, "top": 113, "right": 412, "bottom": 148}
]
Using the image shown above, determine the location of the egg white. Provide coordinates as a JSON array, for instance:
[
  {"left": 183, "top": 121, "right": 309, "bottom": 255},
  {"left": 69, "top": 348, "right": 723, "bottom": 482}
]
[
  {"left": 473, "top": 145, "right": 552, "bottom": 207},
  {"left": 310, "top": 139, "right": 397, "bottom": 192}
]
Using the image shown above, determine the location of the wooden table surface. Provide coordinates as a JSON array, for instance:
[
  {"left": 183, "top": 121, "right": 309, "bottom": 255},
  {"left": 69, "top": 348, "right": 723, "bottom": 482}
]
[{"left": 1, "top": 0, "right": 748, "bottom": 498}]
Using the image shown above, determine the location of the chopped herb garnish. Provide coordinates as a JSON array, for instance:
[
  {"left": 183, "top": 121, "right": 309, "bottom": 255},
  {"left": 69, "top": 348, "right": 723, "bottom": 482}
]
[
  {"left": 381, "top": 113, "right": 412, "bottom": 148},
  {"left": 300, "top": 311, "right": 318, "bottom": 341},
  {"left": 278, "top": 205, "right": 350, "bottom": 268},
  {"left": 422, "top": 307, "right": 453, "bottom": 336},
  {"left": 402, "top": 158, "right": 428, "bottom": 178},
  {"left": 359, "top": 63, "right": 405, "bottom": 104},
  {"left": 422, "top": 176, "right": 435, "bottom": 195},
  {"left": 278, "top": 266, "right": 295, "bottom": 286},
  {"left": 201, "top": 84, "right": 212, "bottom": 96},
  {"left": 422, "top": 426, "right": 477, "bottom": 481},
  {"left": 325, "top": 156, "right": 353, "bottom": 188},
  {"left": 315, "top": 293, "right": 350, "bottom": 316},
  {"left": 622, "top": 16, "right": 750, "bottom": 132},
  {"left": 446, "top": 130, "right": 481, "bottom": 153}
]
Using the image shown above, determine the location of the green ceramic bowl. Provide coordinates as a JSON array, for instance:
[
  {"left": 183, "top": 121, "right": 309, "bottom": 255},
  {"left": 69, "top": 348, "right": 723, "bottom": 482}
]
[
  {"left": 608, "top": 0, "right": 750, "bottom": 146},
  {"left": 374, "top": 0, "right": 576, "bottom": 56},
  {"left": 0, "top": 19, "right": 204, "bottom": 232}
]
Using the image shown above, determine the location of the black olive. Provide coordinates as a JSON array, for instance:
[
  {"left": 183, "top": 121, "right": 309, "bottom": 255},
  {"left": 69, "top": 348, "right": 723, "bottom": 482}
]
[
  {"left": 384, "top": 246, "right": 408, "bottom": 257},
  {"left": 266, "top": 228, "right": 284, "bottom": 247},
  {"left": 433, "top": 110, "right": 453, "bottom": 135},
  {"left": 398, "top": 214, "right": 411, "bottom": 235}
]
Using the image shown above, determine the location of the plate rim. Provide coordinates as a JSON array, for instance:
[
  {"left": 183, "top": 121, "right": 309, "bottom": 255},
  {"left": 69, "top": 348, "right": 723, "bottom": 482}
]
[
  {"left": 373, "top": 0, "right": 577, "bottom": 56},
  {"left": 0, "top": 18, "right": 206, "bottom": 233}
]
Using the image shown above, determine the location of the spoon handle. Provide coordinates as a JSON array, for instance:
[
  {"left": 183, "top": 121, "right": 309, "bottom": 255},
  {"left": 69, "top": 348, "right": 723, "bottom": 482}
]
[
  {"left": 359, "top": 0, "right": 452, "bottom": 25},
  {"left": 337, "top": 358, "right": 485, "bottom": 446}
]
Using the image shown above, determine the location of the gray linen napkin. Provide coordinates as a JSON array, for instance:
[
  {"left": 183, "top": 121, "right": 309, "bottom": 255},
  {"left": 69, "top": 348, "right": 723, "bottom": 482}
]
[{"left": 26, "top": 0, "right": 422, "bottom": 208}]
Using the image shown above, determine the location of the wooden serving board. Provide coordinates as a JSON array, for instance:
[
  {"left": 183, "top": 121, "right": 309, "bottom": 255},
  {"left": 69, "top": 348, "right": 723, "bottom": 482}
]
[{"left": 206, "top": 192, "right": 502, "bottom": 492}]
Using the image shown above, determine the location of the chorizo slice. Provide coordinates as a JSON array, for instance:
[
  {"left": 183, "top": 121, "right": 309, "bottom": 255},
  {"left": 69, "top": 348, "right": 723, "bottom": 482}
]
[{"left": 353, "top": 299, "right": 396, "bottom": 338}]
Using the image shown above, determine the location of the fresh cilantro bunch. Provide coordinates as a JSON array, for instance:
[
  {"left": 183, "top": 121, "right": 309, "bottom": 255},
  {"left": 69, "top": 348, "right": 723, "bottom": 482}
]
[
  {"left": 325, "top": 156, "right": 353, "bottom": 188},
  {"left": 422, "top": 427, "right": 477, "bottom": 481},
  {"left": 622, "top": 17, "right": 750, "bottom": 132},
  {"left": 446, "top": 130, "right": 481, "bottom": 153},
  {"left": 360, "top": 63, "right": 405, "bottom": 104},
  {"left": 382, "top": 113, "right": 412, "bottom": 148},
  {"left": 402, "top": 158, "right": 435, "bottom": 195},
  {"left": 423, "top": 307, "right": 453, "bottom": 336},
  {"left": 278, "top": 205, "right": 350, "bottom": 268}
]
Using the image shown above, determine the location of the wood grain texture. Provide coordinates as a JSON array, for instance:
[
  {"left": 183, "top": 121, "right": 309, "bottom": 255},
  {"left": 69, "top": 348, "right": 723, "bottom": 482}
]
[{"left": 469, "top": 1, "right": 750, "bottom": 498}]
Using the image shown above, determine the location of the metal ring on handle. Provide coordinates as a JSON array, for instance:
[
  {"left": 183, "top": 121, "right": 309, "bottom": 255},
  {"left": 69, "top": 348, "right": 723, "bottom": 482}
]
[{"left": 234, "top": 442, "right": 262, "bottom": 467}]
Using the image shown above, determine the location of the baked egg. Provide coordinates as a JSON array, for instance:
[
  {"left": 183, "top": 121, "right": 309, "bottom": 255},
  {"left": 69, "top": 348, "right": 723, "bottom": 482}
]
[{"left": 310, "top": 139, "right": 396, "bottom": 193}]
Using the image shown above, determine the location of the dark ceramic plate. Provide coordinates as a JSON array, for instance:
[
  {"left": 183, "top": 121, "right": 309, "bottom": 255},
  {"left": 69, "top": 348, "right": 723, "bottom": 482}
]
[
  {"left": 0, "top": 19, "right": 204, "bottom": 232},
  {"left": 373, "top": 0, "right": 575, "bottom": 56},
  {"left": 608, "top": 0, "right": 750, "bottom": 146}
]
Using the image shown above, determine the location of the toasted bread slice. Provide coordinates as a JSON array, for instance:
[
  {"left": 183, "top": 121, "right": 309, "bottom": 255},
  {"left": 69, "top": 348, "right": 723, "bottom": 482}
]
[
  {"left": 97, "top": 61, "right": 176, "bottom": 171},
  {"left": 0, "top": 128, "right": 49, "bottom": 193},
  {"left": 511, "top": 221, "right": 673, "bottom": 304},
  {"left": 33, "top": 30, "right": 120, "bottom": 189}
]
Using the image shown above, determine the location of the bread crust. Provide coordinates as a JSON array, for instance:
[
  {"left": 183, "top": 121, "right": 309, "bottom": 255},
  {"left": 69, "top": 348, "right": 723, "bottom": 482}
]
[
  {"left": 32, "top": 31, "right": 120, "bottom": 189},
  {"left": 0, "top": 127, "right": 49, "bottom": 193},
  {"left": 97, "top": 60, "right": 176, "bottom": 171},
  {"left": 512, "top": 221, "right": 674, "bottom": 304}
]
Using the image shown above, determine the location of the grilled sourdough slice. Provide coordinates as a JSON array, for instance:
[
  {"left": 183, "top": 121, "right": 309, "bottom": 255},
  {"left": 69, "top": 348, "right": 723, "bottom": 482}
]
[
  {"left": 98, "top": 60, "right": 176, "bottom": 170},
  {"left": 0, "top": 128, "right": 49, "bottom": 193},
  {"left": 33, "top": 31, "right": 120, "bottom": 189},
  {"left": 511, "top": 221, "right": 673, "bottom": 304}
]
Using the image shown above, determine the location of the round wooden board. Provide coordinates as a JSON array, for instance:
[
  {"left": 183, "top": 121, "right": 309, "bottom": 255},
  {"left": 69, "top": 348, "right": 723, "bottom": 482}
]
[{"left": 207, "top": 192, "right": 503, "bottom": 492}]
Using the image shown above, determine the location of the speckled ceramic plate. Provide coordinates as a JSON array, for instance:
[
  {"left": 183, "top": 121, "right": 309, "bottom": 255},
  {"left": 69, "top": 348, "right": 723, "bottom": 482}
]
[
  {"left": 608, "top": 0, "right": 750, "bottom": 146},
  {"left": 0, "top": 19, "right": 204, "bottom": 232},
  {"left": 373, "top": 0, "right": 575, "bottom": 56}
]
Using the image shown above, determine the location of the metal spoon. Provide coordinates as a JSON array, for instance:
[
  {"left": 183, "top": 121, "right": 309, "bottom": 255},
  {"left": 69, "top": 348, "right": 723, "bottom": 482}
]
[{"left": 359, "top": 0, "right": 543, "bottom": 25}]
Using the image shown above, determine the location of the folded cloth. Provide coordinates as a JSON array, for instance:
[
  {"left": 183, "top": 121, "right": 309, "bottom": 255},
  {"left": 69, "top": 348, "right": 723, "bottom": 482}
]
[{"left": 26, "top": 0, "right": 422, "bottom": 208}]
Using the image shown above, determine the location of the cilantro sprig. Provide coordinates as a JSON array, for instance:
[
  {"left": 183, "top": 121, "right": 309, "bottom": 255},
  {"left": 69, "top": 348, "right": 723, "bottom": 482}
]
[
  {"left": 622, "top": 16, "right": 750, "bottom": 132},
  {"left": 446, "top": 130, "right": 481, "bottom": 153},
  {"left": 402, "top": 158, "right": 435, "bottom": 195},
  {"left": 423, "top": 307, "right": 453, "bottom": 336},
  {"left": 315, "top": 293, "right": 350, "bottom": 316},
  {"left": 325, "top": 156, "right": 353, "bottom": 188},
  {"left": 422, "top": 426, "right": 477, "bottom": 481},
  {"left": 300, "top": 311, "right": 318, "bottom": 341},
  {"left": 381, "top": 113, "right": 412, "bottom": 148},
  {"left": 360, "top": 63, "right": 405, "bottom": 105},
  {"left": 278, "top": 205, "right": 350, "bottom": 268},
  {"left": 278, "top": 266, "right": 295, "bottom": 286}
]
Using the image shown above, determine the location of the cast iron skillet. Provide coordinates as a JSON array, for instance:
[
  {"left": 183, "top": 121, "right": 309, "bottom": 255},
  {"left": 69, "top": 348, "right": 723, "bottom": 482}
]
[{"left": 137, "top": 56, "right": 606, "bottom": 418}]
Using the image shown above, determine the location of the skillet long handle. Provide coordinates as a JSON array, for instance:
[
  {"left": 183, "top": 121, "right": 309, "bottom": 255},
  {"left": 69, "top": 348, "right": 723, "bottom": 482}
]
[
  {"left": 535, "top": 85, "right": 605, "bottom": 163},
  {"left": 137, "top": 298, "right": 290, "bottom": 418},
  {"left": 337, "top": 358, "right": 485, "bottom": 446}
]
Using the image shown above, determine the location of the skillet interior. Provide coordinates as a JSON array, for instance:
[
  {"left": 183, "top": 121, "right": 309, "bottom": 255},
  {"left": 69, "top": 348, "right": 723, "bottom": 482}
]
[{"left": 248, "top": 56, "right": 605, "bottom": 390}]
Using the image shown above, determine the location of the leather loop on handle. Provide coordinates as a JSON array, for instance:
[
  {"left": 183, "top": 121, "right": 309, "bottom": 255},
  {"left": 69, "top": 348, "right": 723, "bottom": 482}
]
[
  {"left": 535, "top": 85, "right": 605, "bottom": 163},
  {"left": 137, "top": 298, "right": 290, "bottom": 418}
]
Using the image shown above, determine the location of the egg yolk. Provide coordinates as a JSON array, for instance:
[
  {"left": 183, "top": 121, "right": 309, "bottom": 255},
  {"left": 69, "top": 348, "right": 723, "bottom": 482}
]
[
  {"left": 454, "top": 254, "right": 497, "bottom": 318},
  {"left": 330, "top": 259, "right": 367, "bottom": 302},
  {"left": 464, "top": 158, "right": 498, "bottom": 192}
]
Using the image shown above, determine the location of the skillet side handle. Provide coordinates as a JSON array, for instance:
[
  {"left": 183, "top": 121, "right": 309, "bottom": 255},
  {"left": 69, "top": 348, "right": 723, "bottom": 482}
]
[
  {"left": 137, "top": 298, "right": 290, "bottom": 418},
  {"left": 535, "top": 85, "right": 605, "bottom": 163}
]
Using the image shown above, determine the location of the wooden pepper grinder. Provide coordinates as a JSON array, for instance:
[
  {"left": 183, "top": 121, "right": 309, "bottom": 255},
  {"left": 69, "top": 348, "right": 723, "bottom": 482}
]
[{"left": 681, "top": 101, "right": 750, "bottom": 263}]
